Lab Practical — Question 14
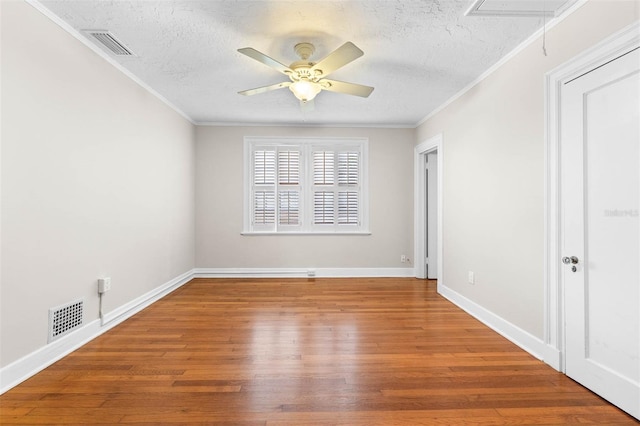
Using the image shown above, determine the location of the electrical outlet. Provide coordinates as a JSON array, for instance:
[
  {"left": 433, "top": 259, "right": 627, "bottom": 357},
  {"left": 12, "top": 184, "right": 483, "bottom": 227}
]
[
  {"left": 468, "top": 271, "right": 475, "bottom": 285},
  {"left": 98, "top": 277, "right": 111, "bottom": 294},
  {"left": 401, "top": 254, "right": 407, "bottom": 263}
]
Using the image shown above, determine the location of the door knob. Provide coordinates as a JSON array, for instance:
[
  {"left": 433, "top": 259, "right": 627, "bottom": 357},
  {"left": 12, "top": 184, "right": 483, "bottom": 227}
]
[{"left": 562, "top": 256, "right": 579, "bottom": 265}]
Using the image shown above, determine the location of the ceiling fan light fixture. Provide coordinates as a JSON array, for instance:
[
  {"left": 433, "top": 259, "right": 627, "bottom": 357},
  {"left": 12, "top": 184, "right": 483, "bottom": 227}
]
[{"left": 289, "top": 80, "right": 321, "bottom": 102}]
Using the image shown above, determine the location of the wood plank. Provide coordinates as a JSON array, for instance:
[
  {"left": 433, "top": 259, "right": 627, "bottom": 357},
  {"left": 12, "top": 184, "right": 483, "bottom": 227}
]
[{"left": 1, "top": 278, "right": 637, "bottom": 424}]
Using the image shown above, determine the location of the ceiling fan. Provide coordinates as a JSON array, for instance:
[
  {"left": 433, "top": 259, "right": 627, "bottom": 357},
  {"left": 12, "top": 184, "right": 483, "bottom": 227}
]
[{"left": 237, "top": 42, "right": 374, "bottom": 106}]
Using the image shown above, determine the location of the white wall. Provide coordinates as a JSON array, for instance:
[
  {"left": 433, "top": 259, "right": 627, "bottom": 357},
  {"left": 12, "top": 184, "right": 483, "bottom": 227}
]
[
  {"left": 416, "top": 0, "right": 639, "bottom": 338},
  {"left": 196, "top": 126, "right": 415, "bottom": 270},
  {"left": 0, "top": 1, "right": 196, "bottom": 367}
]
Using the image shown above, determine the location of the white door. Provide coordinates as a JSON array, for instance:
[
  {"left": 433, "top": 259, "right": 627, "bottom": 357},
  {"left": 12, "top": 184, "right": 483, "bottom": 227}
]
[{"left": 561, "top": 47, "right": 639, "bottom": 419}]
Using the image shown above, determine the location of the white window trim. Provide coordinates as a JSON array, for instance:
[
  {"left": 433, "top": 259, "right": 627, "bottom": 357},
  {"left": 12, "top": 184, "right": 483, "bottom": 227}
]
[{"left": 243, "top": 136, "right": 370, "bottom": 235}]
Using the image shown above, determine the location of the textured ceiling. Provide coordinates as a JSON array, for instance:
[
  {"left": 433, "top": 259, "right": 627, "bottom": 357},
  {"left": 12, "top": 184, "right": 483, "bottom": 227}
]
[{"left": 36, "top": 0, "right": 568, "bottom": 127}]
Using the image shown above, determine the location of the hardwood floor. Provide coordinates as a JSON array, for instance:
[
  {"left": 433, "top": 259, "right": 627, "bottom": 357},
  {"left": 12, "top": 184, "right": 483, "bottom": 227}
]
[{"left": 1, "top": 278, "right": 636, "bottom": 425}]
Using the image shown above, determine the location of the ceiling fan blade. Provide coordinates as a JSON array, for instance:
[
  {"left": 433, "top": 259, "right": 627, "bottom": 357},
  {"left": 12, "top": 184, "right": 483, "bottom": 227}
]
[
  {"left": 310, "top": 42, "right": 364, "bottom": 77},
  {"left": 238, "top": 81, "right": 291, "bottom": 96},
  {"left": 238, "top": 47, "right": 293, "bottom": 75},
  {"left": 320, "top": 79, "right": 374, "bottom": 98}
]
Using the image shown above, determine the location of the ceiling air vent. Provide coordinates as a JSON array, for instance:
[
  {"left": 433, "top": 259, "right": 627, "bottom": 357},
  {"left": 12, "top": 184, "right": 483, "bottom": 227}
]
[
  {"left": 465, "top": 0, "right": 577, "bottom": 17},
  {"left": 83, "top": 30, "right": 135, "bottom": 56}
]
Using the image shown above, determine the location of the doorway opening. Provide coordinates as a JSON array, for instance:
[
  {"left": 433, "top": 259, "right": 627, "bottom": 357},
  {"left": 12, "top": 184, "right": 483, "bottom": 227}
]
[{"left": 414, "top": 134, "right": 443, "bottom": 287}]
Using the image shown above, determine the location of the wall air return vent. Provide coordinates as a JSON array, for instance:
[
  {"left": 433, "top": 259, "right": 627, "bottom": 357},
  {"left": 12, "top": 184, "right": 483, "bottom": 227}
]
[
  {"left": 83, "top": 30, "right": 135, "bottom": 56},
  {"left": 48, "top": 299, "right": 84, "bottom": 342}
]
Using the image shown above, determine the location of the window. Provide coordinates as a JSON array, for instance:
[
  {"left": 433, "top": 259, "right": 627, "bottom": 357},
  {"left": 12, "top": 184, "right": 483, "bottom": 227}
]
[{"left": 244, "top": 137, "right": 369, "bottom": 234}]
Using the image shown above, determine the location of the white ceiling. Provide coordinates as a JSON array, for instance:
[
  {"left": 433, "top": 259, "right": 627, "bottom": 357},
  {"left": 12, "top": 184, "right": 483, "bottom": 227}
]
[{"left": 36, "top": 0, "right": 574, "bottom": 127}]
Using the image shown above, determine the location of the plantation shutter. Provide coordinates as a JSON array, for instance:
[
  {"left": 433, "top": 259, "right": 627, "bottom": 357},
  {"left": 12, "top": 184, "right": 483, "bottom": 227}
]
[
  {"left": 278, "top": 150, "right": 301, "bottom": 226},
  {"left": 338, "top": 151, "right": 359, "bottom": 185},
  {"left": 311, "top": 148, "right": 361, "bottom": 227},
  {"left": 254, "top": 150, "right": 275, "bottom": 186},
  {"left": 338, "top": 191, "right": 359, "bottom": 224},
  {"left": 252, "top": 149, "right": 276, "bottom": 227},
  {"left": 254, "top": 191, "right": 275, "bottom": 225},
  {"left": 337, "top": 151, "right": 360, "bottom": 225},
  {"left": 246, "top": 138, "right": 366, "bottom": 233},
  {"left": 314, "top": 191, "right": 335, "bottom": 224},
  {"left": 313, "top": 151, "right": 334, "bottom": 185},
  {"left": 313, "top": 150, "right": 335, "bottom": 225}
]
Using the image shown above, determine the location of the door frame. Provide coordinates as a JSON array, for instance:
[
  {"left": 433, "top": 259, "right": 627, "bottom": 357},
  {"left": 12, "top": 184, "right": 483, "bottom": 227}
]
[
  {"left": 543, "top": 21, "right": 639, "bottom": 372},
  {"left": 414, "top": 133, "right": 443, "bottom": 285}
]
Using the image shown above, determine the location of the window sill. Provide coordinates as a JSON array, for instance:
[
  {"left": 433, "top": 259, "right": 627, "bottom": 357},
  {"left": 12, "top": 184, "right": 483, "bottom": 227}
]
[{"left": 241, "top": 231, "right": 372, "bottom": 236}]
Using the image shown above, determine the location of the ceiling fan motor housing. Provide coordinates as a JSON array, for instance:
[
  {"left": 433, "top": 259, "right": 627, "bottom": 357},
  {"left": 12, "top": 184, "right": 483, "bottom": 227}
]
[
  {"left": 290, "top": 43, "right": 321, "bottom": 82},
  {"left": 289, "top": 63, "right": 321, "bottom": 82}
]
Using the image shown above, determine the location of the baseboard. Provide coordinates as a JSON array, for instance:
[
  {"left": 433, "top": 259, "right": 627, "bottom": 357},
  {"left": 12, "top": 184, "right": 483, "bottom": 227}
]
[
  {"left": 0, "top": 318, "right": 101, "bottom": 395},
  {"left": 101, "top": 269, "right": 194, "bottom": 325},
  {"left": 193, "top": 267, "right": 416, "bottom": 278},
  {"left": 437, "top": 282, "right": 547, "bottom": 360},
  {"left": 543, "top": 346, "right": 563, "bottom": 372},
  {"left": 0, "top": 269, "right": 195, "bottom": 395}
]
